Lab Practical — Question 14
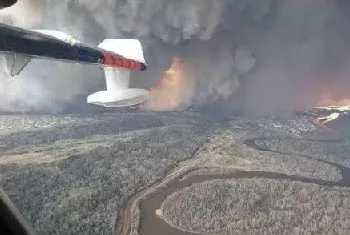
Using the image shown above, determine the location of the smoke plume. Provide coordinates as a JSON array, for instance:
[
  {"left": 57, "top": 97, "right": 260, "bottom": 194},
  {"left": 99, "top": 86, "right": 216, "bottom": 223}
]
[{"left": 0, "top": 0, "right": 350, "bottom": 115}]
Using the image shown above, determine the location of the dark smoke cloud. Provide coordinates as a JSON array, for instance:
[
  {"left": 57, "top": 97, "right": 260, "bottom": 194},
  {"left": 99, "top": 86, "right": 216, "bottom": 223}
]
[
  {"left": 0, "top": 0, "right": 349, "bottom": 115},
  {"left": 236, "top": 0, "right": 350, "bottom": 116},
  {"left": 0, "top": 0, "right": 227, "bottom": 112}
]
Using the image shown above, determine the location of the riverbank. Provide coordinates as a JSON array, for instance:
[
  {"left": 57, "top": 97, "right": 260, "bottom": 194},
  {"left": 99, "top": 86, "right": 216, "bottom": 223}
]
[{"left": 121, "top": 114, "right": 350, "bottom": 235}]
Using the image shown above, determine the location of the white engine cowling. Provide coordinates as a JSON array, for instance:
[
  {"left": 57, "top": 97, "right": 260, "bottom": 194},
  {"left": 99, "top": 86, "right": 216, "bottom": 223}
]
[
  {"left": 87, "top": 39, "right": 149, "bottom": 108},
  {"left": 87, "top": 67, "right": 149, "bottom": 107}
]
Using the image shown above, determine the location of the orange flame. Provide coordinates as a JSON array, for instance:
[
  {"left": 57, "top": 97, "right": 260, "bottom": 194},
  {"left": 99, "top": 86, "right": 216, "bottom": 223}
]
[
  {"left": 315, "top": 89, "right": 350, "bottom": 124},
  {"left": 316, "top": 91, "right": 350, "bottom": 110},
  {"left": 140, "top": 57, "right": 195, "bottom": 111}
]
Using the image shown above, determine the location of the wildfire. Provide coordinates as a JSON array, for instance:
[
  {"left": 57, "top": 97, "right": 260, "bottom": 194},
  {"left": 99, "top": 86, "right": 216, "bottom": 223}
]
[
  {"left": 316, "top": 92, "right": 350, "bottom": 111},
  {"left": 140, "top": 57, "right": 195, "bottom": 111},
  {"left": 316, "top": 112, "right": 341, "bottom": 124},
  {"left": 315, "top": 90, "right": 350, "bottom": 125}
]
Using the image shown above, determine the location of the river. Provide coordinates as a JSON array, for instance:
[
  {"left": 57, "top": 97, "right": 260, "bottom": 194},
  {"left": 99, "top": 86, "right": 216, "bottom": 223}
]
[{"left": 138, "top": 116, "right": 350, "bottom": 235}]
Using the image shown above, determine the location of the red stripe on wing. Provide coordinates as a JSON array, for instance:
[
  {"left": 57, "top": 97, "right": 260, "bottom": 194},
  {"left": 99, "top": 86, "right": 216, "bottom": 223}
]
[{"left": 101, "top": 51, "right": 144, "bottom": 71}]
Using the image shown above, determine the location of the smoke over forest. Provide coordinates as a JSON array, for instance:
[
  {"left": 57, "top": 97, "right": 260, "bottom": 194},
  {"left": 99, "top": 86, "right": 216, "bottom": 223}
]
[{"left": 0, "top": 0, "right": 350, "bottom": 115}]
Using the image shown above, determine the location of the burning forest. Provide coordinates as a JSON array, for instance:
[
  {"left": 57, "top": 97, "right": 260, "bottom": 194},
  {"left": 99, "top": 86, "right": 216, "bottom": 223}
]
[
  {"left": 2, "top": 1, "right": 350, "bottom": 235},
  {"left": 0, "top": 0, "right": 350, "bottom": 116}
]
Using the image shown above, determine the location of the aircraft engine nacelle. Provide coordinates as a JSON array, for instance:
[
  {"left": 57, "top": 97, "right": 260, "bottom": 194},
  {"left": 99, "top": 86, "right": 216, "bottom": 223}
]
[{"left": 87, "top": 39, "right": 149, "bottom": 107}]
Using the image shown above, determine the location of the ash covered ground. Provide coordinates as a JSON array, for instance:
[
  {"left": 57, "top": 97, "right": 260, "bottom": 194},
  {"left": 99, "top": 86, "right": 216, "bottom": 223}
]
[
  {"left": 0, "top": 110, "right": 211, "bottom": 234},
  {"left": 0, "top": 110, "right": 349, "bottom": 235},
  {"left": 134, "top": 110, "right": 350, "bottom": 235}
]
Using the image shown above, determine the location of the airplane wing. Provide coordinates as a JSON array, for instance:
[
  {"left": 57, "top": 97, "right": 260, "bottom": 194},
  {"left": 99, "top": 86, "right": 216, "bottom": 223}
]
[
  {"left": 0, "top": 0, "right": 16, "bottom": 9},
  {"left": 0, "top": 24, "right": 104, "bottom": 71},
  {"left": 0, "top": 24, "right": 147, "bottom": 73},
  {"left": 0, "top": 23, "right": 149, "bottom": 108}
]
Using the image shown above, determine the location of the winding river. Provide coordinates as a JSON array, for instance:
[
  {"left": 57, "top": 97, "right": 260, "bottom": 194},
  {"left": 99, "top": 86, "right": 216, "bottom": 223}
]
[{"left": 138, "top": 121, "right": 350, "bottom": 235}]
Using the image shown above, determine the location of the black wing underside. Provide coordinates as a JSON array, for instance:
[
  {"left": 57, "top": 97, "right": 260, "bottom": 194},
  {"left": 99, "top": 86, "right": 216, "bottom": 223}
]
[{"left": 0, "top": 23, "right": 104, "bottom": 74}]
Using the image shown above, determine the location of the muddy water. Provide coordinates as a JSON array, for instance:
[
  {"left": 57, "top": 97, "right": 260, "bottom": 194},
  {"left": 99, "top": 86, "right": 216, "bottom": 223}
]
[
  {"left": 139, "top": 168, "right": 349, "bottom": 235},
  {"left": 139, "top": 124, "right": 350, "bottom": 235}
]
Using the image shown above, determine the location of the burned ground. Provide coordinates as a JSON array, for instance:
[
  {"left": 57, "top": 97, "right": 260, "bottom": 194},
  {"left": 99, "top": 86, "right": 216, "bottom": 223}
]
[
  {"left": 0, "top": 111, "right": 210, "bottom": 234},
  {"left": 136, "top": 113, "right": 350, "bottom": 235},
  {"left": 160, "top": 178, "right": 350, "bottom": 235},
  {"left": 0, "top": 111, "right": 350, "bottom": 235}
]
